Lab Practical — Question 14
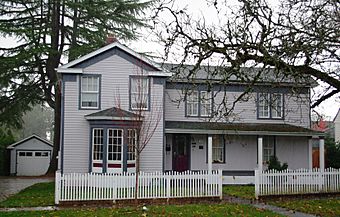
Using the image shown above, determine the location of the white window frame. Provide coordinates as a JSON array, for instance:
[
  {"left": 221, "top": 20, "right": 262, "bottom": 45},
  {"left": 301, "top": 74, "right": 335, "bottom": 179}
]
[
  {"left": 258, "top": 93, "right": 270, "bottom": 118},
  {"left": 212, "top": 135, "right": 225, "bottom": 163},
  {"left": 92, "top": 128, "right": 103, "bottom": 162},
  {"left": 271, "top": 93, "right": 283, "bottom": 118},
  {"left": 200, "top": 91, "right": 212, "bottom": 117},
  {"left": 127, "top": 129, "right": 136, "bottom": 161},
  {"left": 80, "top": 76, "right": 100, "bottom": 109},
  {"left": 130, "top": 77, "right": 149, "bottom": 110},
  {"left": 263, "top": 136, "right": 275, "bottom": 163},
  {"left": 186, "top": 91, "right": 199, "bottom": 116},
  {"left": 107, "top": 129, "right": 123, "bottom": 162}
]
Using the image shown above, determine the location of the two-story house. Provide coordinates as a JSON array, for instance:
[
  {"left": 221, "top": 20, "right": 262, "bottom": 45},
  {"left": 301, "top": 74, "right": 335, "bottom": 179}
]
[{"left": 56, "top": 41, "right": 324, "bottom": 184}]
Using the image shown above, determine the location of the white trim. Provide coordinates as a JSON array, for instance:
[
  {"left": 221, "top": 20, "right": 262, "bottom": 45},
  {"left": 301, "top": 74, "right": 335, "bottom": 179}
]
[
  {"left": 165, "top": 128, "right": 323, "bottom": 137},
  {"left": 148, "top": 71, "right": 173, "bottom": 77},
  {"left": 7, "top": 135, "right": 52, "bottom": 149},
  {"left": 56, "top": 42, "right": 170, "bottom": 75},
  {"left": 56, "top": 68, "right": 83, "bottom": 74},
  {"left": 85, "top": 116, "right": 137, "bottom": 121}
]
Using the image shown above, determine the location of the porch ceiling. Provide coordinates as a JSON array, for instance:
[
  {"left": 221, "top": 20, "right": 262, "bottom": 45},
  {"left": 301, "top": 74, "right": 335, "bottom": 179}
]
[{"left": 165, "top": 121, "right": 324, "bottom": 137}]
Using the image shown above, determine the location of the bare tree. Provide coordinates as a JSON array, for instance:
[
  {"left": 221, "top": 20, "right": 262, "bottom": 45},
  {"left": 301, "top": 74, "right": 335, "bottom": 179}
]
[
  {"left": 114, "top": 64, "right": 162, "bottom": 201},
  {"left": 152, "top": 0, "right": 339, "bottom": 115}
]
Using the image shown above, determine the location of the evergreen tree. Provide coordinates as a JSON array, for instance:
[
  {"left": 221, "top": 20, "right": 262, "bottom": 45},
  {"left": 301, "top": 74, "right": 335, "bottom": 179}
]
[{"left": 0, "top": 0, "right": 152, "bottom": 173}]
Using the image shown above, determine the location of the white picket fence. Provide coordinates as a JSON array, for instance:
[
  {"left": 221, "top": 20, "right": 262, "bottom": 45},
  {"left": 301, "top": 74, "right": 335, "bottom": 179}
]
[
  {"left": 255, "top": 168, "right": 340, "bottom": 198},
  {"left": 55, "top": 170, "right": 222, "bottom": 204}
]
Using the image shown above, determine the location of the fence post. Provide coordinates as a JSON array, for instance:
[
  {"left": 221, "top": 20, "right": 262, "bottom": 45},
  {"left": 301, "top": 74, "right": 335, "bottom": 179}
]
[
  {"left": 166, "top": 173, "right": 170, "bottom": 200},
  {"left": 219, "top": 169, "right": 223, "bottom": 200},
  {"left": 55, "top": 170, "right": 61, "bottom": 205},
  {"left": 255, "top": 170, "right": 259, "bottom": 199}
]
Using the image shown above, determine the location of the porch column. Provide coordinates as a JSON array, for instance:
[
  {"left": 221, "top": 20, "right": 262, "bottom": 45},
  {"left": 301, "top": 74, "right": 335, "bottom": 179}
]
[
  {"left": 258, "top": 136, "right": 263, "bottom": 171},
  {"left": 319, "top": 137, "right": 325, "bottom": 171},
  {"left": 308, "top": 138, "right": 313, "bottom": 169},
  {"left": 208, "top": 135, "right": 213, "bottom": 173}
]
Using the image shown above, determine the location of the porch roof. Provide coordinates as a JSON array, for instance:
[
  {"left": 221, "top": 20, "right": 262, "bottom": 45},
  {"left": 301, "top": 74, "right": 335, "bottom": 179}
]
[
  {"left": 85, "top": 107, "right": 142, "bottom": 121},
  {"left": 165, "top": 121, "right": 323, "bottom": 137}
]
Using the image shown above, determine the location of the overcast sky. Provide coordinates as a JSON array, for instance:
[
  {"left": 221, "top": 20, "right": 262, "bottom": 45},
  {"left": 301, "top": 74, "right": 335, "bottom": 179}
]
[{"left": 1, "top": 0, "right": 339, "bottom": 120}]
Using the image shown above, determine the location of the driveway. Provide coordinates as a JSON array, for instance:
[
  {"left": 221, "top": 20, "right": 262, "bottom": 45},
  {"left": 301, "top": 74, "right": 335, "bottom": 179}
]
[{"left": 0, "top": 176, "right": 54, "bottom": 202}]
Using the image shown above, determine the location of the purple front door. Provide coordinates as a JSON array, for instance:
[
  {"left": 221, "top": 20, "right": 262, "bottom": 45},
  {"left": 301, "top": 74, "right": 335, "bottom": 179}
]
[{"left": 173, "top": 134, "right": 190, "bottom": 172}]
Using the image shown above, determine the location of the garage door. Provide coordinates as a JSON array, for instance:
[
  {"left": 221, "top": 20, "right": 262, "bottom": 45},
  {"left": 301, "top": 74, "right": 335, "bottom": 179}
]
[{"left": 17, "top": 151, "right": 50, "bottom": 176}]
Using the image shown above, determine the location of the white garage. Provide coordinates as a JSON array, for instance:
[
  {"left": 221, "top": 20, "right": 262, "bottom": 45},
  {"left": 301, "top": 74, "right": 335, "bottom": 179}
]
[{"left": 7, "top": 135, "right": 53, "bottom": 176}]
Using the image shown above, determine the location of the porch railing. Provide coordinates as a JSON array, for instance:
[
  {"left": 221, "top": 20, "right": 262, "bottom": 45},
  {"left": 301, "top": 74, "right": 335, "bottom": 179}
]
[
  {"left": 55, "top": 170, "right": 222, "bottom": 204},
  {"left": 255, "top": 168, "right": 340, "bottom": 198}
]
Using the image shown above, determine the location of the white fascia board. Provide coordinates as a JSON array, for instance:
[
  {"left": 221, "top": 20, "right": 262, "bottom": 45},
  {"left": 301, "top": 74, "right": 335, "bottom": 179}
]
[
  {"left": 148, "top": 71, "right": 173, "bottom": 77},
  {"left": 85, "top": 116, "right": 136, "bottom": 121},
  {"left": 56, "top": 68, "right": 83, "bottom": 74},
  {"left": 58, "top": 42, "right": 163, "bottom": 71},
  {"left": 7, "top": 134, "right": 53, "bottom": 149},
  {"left": 165, "top": 129, "right": 323, "bottom": 137}
]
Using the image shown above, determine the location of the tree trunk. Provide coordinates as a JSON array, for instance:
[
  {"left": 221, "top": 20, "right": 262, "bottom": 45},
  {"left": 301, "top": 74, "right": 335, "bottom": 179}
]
[
  {"left": 134, "top": 152, "right": 140, "bottom": 202},
  {"left": 47, "top": 82, "right": 61, "bottom": 175}
]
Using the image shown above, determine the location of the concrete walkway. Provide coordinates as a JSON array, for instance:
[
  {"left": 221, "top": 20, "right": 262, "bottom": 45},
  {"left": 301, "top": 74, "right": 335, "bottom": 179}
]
[
  {"left": 223, "top": 195, "right": 316, "bottom": 217},
  {"left": 0, "top": 176, "right": 53, "bottom": 202}
]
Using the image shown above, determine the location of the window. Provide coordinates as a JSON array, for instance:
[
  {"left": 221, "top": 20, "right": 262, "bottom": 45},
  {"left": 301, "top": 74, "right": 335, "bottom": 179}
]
[
  {"left": 258, "top": 93, "right": 270, "bottom": 118},
  {"left": 92, "top": 128, "right": 103, "bottom": 161},
  {"left": 127, "top": 129, "right": 136, "bottom": 161},
  {"left": 200, "top": 91, "right": 212, "bottom": 117},
  {"left": 80, "top": 75, "right": 100, "bottom": 109},
  {"left": 186, "top": 91, "right": 199, "bottom": 116},
  {"left": 271, "top": 93, "right": 283, "bottom": 118},
  {"left": 130, "top": 77, "right": 149, "bottom": 110},
  {"left": 35, "top": 152, "right": 42, "bottom": 157},
  {"left": 258, "top": 93, "right": 284, "bottom": 119},
  {"left": 263, "top": 136, "right": 275, "bottom": 162},
  {"left": 186, "top": 91, "right": 212, "bottom": 117},
  {"left": 212, "top": 135, "right": 225, "bottom": 163},
  {"left": 107, "top": 129, "right": 123, "bottom": 161}
]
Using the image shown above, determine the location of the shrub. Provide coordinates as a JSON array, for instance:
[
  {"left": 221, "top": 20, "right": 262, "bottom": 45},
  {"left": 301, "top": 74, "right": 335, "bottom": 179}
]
[{"left": 267, "top": 155, "right": 288, "bottom": 171}]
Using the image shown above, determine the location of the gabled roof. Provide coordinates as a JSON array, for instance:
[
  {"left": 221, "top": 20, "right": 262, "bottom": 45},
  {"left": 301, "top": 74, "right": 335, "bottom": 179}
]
[
  {"left": 56, "top": 41, "right": 172, "bottom": 77},
  {"left": 85, "top": 107, "right": 142, "bottom": 121},
  {"left": 165, "top": 121, "right": 323, "bottom": 137},
  {"left": 333, "top": 108, "right": 340, "bottom": 122},
  {"left": 7, "top": 134, "right": 53, "bottom": 150}
]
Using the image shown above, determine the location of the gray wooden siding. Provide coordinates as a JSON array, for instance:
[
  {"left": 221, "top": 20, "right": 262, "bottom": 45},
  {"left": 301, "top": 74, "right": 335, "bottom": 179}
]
[
  {"left": 63, "top": 54, "right": 164, "bottom": 173},
  {"left": 165, "top": 89, "right": 310, "bottom": 128}
]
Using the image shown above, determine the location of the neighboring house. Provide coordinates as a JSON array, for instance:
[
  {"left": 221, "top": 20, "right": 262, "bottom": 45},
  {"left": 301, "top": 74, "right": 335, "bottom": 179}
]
[
  {"left": 334, "top": 109, "right": 340, "bottom": 143},
  {"left": 312, "top": 120, "right": 335, "bottom": 139},
  {"left": 7, "top": 135, "right": 53, "bottom": 176},
  {"left": 56, "top": 41, "right": 324, "bottom": 184}
]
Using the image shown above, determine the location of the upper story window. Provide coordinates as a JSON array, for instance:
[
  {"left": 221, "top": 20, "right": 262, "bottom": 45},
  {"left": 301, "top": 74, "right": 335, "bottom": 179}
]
[
  {"left": 80, "top": 75, "right": 100, "bottom": 109},
  {"left": 186, "top": 91, "right": 212, "bottom": 117},
  {"left": 130, "top": 77, "right": 149, "bottom": 110},
  {"left": 258, "top": 93, "right": 283, "bottom": 119},
  {"left": 186, "top": 91, "right": 199, "bottom": 116}
]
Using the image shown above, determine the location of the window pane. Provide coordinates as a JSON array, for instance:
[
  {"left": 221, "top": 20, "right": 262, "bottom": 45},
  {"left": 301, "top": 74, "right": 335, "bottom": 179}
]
[
  {"left": 127, "top": 129, "right": 136, "bottom": 161},
  {"left": 258, "top": 93, "right": 270, "bottom": 118},
  {"left": 187, "top": 91, "right": 199, "bottom": 116},
  {"left": 131, "top": 77, "right": 149, "bottom": 109},
  {"left": 200, "top": 91, "right": 211, "bottom": 116},
  {"left": 107, "top": 129, "right": 123, "bottom": 161},
  {"left": 212, "top": 135, "right": 224, "bottom": 163},
  {"left": 263, "top": 136, "right": 275, "bottom": 162},
  {"left": 81, "top": 76, "right": 99, "bottom": 108},
  {"left": 271, "top": 94, "right": 283, "bottom": 118},
  {"left": 93, "top": 128, "right": 103, "bottom": 161}
]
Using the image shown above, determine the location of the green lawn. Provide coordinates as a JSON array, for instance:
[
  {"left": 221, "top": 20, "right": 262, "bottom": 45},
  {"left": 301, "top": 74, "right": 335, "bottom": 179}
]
[
  {"left": 270, "top": 198, "right": 340, "bottom": 217},
  {"left": 0, "top": 182, "right": 54, "bottom": 207},
  {"left": 223, "top": 185, "right": 255, "bottom": 200},
  {"left": 0, "top": 203, "right": 284, "bottom": 217}
]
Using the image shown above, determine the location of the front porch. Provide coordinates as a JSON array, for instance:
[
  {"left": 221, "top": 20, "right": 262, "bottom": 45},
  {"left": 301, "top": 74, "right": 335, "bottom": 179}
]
[{"left": 165, "top": 121, "right": 325, "bottom": 184}]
